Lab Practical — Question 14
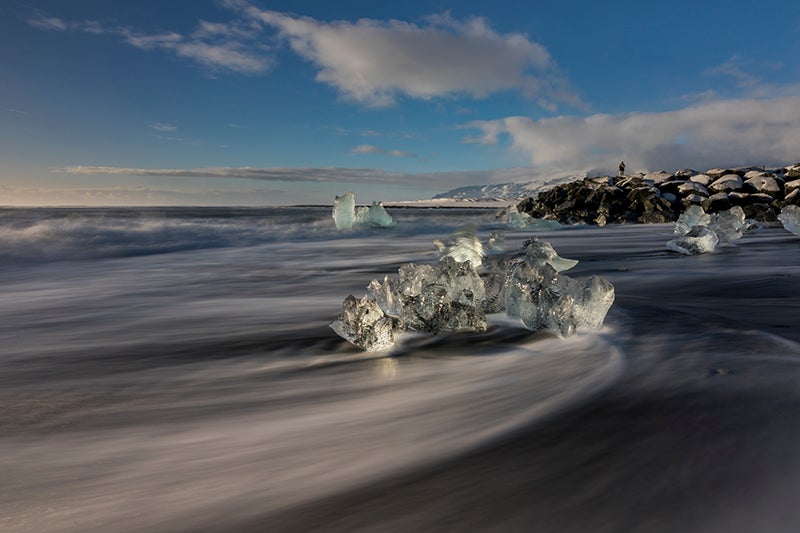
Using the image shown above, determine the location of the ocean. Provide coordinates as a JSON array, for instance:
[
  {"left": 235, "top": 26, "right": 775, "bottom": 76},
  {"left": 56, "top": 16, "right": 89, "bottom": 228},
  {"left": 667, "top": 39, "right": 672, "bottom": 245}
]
[{"left": 1, "top": 206, "right": 799, "bottom": 532}]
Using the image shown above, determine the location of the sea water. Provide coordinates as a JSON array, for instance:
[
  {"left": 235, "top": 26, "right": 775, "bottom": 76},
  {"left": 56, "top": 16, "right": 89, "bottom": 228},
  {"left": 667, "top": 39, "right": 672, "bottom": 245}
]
[{"left": 1, "top": 207, "right": 799, "bottom": 532}]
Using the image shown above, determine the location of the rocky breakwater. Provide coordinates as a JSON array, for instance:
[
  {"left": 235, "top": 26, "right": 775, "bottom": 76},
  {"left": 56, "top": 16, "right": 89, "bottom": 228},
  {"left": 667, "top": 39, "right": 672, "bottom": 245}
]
[{"left": 518, "top": 164, "right": 800, "bottom": 225}]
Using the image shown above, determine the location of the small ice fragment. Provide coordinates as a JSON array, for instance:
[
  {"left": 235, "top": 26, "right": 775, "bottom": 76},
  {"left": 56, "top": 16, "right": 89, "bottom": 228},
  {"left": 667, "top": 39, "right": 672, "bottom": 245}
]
[
  {"left": 778, "top": 205, "right": 800, "bottom": 235},
  {"left": 367, "top": 275, "right": 400, "bottom": 318},
  {"left": 506, "top": 204, "right": 562, "bottom": 230},
  {"left": 433, "top": 226, "right": 484, "bottom": 267},
  {"left": 521, "top": 237, "right": 578, "bottom": 272},
  {"left": 666, "top": 225, "right": 719, "bottom": 255},
  {"left": 332, "top": 192, "right": 356, "bottom": 230},
  {"left": 674, "top": 205, "right": 711, "bottom": 236},
  {"left": 487, "top": 231, "right": 505, "bottom": 254},
  {"left": 355, "top": 201, "right": 395, "bottom": 228},
  {"left": 708, "top": 206, "right": 746, "bottom": 243},
  {"left": 330, "top": 295, "right": 394, "bottom": 351}
]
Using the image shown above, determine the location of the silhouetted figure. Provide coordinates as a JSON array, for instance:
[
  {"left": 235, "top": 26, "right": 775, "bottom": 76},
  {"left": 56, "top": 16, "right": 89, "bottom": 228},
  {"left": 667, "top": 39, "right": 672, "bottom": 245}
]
[{"left": 618, "top": 161, "right": 625, "bottom": 176}]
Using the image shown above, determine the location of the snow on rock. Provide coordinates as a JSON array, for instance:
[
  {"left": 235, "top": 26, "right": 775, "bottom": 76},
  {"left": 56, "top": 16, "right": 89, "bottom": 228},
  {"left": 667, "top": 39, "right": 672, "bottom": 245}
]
[{"left": 710, "top": 174, "right": 743, "bottom": 192}]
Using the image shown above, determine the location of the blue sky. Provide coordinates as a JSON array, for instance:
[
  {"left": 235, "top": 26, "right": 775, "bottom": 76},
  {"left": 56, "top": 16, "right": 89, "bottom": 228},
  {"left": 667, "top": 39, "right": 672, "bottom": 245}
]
[{"left": 2, "top": 0, "right": 799, "bottom": 205}]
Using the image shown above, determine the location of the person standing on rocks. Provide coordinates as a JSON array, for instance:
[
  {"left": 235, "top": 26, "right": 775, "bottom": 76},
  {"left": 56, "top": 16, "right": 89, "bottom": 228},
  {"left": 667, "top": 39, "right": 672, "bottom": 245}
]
[{"left": 618, "top": 161, "right": 625, "bottom": 176}]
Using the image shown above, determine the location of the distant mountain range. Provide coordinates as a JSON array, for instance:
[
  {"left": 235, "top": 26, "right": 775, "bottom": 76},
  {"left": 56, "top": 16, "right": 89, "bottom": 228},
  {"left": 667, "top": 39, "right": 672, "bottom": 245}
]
[{"left": 432, "top": 175, "right": 583, "bottom": 200}]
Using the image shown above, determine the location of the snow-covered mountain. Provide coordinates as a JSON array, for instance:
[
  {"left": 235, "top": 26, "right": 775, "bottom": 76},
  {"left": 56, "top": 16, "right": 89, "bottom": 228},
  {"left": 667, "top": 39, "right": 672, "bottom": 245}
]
[{"left": 432, "top": 174, "right": 583, "bottom": 200}]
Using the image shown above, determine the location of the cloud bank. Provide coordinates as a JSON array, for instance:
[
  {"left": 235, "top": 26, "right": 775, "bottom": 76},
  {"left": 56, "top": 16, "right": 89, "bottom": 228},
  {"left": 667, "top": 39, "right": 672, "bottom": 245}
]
[
  {"left": 228, "top": 4, "right": 577, "bottom": 108},
  {"left": 55, "top": 165, "right": 545, "bottom": 192},
  {"left": 465, "top": 96, "right": 800, "bottom": 174},
  {"left": 28, "top": 4, "right": 578, "bottom": 109}
]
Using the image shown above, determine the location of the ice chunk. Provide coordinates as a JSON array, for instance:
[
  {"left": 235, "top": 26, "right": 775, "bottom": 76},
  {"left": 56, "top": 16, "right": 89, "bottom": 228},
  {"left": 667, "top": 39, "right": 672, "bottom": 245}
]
[
  {"left": 666, "top": 225, "right": 719, "bottom": 255},
  {"left": 334, "top": 236, "right": 613, "bottom": 350},
  {"left": 520, "top": 237, "right": 578, "bottom": 272},
  {"left": 708, "top": 206, "right": 746, "bottom": 243},
  {"left": 396, "top": 257, "right": 487, "bottom": 335},
  {"left": 778, "top": 205, "right": 800, "bottom": 235},
  {"left": 487, "top": 231, "right": 505, "bottom": 254},
  {"left": 333, "top": 193, "right": 395, "bottom": 229},
  {"left": 674, "top": 205, "right": 711, "bottom": 236},
  {"left": 332, "top": 192, "right": 356, "bottom": 230},
  {"left": 433, "top": 226, "right": 484, "bottom": 267},
  {"left": 485, "top": 239, "right": 613, "bottom": 336},
  {"left": 330, "top": 295, "right": 394, "bottom": 351},
  {"left": 506, "top": 204, "right": 562, "bottom": 231},
  {"left": 367, "top": 275, "right": 400, "bottom": 318},
  {"left": 355, "top": 201, "right": 395, "bottom": 228}
]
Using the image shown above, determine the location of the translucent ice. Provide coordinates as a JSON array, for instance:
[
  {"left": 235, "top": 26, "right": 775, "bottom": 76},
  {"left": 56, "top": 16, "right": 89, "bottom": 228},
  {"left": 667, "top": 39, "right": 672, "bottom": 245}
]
[
  {"left": 666, "top": 225, "right": 719, "bottom": 255},
  {"left": 433, "top": 226, "right": 484, "bottom": 267},
  {"left": 708, "top": 206, "right": 746, "bottom": 243},
  {"left": 506, "top": 204, "right": 562, "bottom": 231},
  {"left": 485, "top": 239, "right": 613, "bottom": 336},
  {"left": 355, "top": 201, "right": 395, "bottom": 228},
  {"left": 487, "top": 231, "right": 505, "bottom": 254},
  {"left": 674, "top": 205, "right": 711, "bottom": 236},
  {"left": 519, "top": 237, "right": 578, "bottom": 272},
  {"left": 395, "top": 257, "right": 487, "bottom": 335},
  {"left": 330, "top": 295, "right": 394, "bottom": 351},
  {"left": 333, "top": 193, "right": 394, "bottom": 229},
  {"left": 333, "top": 235, "right": 613, "bottom": 350},
  {"left": 332, "top": 192, "right": 356, "bottom": 230},
  {"left": 778, "top": 205, "right": 800, "bottom": 235}
]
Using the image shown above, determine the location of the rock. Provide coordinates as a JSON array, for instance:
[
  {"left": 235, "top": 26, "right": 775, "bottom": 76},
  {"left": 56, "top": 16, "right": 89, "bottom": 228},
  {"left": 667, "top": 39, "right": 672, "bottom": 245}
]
[
  {"left": 644, "top": 171, "right": 675, "bottom": 184},
  {"left": 728, "top": 192, "right": 748, "bottom": 206},
  {"left": 743, "top": 175, "right": 781, "bottom": 195},
  {"left": 706, "top": 168, "right": 733, "bottom": 179},
  {"left": 678, "top": 181, "right": 709, "bottom": 196},
  {"left": 683, "top": 194, "right": 706, "bottom": 206},
  {"left": 689, "top": 174, "right": 713, "bottom": 186},
  {"left": 661, "top": 192, "right": 677, "bottom": 203},
  {"left": 658, "top": 180, "right": 686, "bottom": 196},
  {"left": 745, "top": 193, "right": 775, "bottom": 204},
  {"left": 709, "top": 174, "right": 743, "bottom": 192},
  {"left": 702, "top": 192, "right": 731, "bottom": 212},
  {"left": 784, "top": 179, "right": 800, "bottom": 195},
  {"left": 783, "top": 189, "right": 800, "bottom": 207},
  {"left": 675, "top": 168, "right": 697, "bottom": 178}
]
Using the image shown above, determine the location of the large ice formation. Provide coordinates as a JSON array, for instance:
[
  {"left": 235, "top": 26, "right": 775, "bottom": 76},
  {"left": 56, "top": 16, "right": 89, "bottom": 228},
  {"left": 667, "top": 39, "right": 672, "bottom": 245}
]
[
  {"left": 668, "top": 205, "right": 748, "bottom": 254},
  {"left": 332, "top": 233, "right": 615, "bottom": 350},
  {"left": 332, "top": 192, "right": 356, "bottom": 230},
  {"left": 506, "top": 204, "right": 562, "bottom": 231},
  {"left": 433, "top": 226, "right": 485, "bottom": 267},
  {"left": 778, "top": 205, "right": 800, "bottom": 235},
  {"left": 485, "top": 239, "right": 614, "bottom": 336},
  {"left": 332, "top": 192, "right": 395, "bottom": 230},
  {"left": 355, "top": 201, "right": 396, "bottom": 228}
]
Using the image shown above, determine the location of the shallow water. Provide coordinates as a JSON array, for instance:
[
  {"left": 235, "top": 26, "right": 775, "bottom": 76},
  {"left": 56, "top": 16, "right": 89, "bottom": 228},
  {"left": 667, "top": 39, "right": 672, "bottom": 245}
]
[{"left": 1, "top": 207, "right": 799, "bottom": 532}]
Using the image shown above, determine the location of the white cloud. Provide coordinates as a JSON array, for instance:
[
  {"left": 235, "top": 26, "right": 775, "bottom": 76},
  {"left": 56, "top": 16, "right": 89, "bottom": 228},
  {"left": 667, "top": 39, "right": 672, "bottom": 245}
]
[
  {"left": 27, "top": 14, "right": 69, "bottom": 31},
  {"left": 28, "top": 12, "right": 270, "bottom": 75},
  {"left": 148, "top": 122, "right": 177, "bottom": 132},
  {"left": 464, "top": 96, "right": 800, "bottom": 174},
  {"left": 350, "top": 144, "right": 383, "bottom": 155},
  {"left": 350, "top": 145, "right": 416, "bottom": 157},
  {"left": 230, "top": 4, "right": 579, "bottom": 108}
]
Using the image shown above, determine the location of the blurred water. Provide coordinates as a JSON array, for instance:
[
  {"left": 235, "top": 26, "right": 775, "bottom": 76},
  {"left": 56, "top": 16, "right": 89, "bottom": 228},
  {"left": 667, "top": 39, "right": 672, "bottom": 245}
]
[{"left": 1, "top": 207, "right": 799, "bottom": 532}]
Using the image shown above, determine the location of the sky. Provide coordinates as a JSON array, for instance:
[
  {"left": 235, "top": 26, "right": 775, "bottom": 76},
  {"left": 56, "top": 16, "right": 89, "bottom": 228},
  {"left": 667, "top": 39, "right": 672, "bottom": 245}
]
[{"left": 1, "top": 0, "right": 800, "bottom": 206}]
